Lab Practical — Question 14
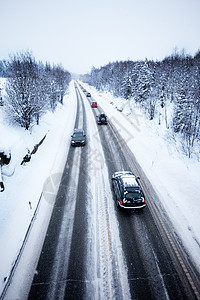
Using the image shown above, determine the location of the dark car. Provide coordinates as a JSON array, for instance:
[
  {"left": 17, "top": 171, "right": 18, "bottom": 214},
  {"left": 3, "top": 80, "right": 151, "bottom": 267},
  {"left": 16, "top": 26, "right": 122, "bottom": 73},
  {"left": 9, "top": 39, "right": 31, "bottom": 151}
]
[
  {"left": 71, "top": 129, "right": 86, "bottom": 146},
  {"left": 97, "top": 113, "right": 108, "bottom": 125},
  {"left": 112, "top": 171, "right": 146, "bottom": 210},
  {"left": 86, "top": 92, "right": 91, "bottom": 97}
]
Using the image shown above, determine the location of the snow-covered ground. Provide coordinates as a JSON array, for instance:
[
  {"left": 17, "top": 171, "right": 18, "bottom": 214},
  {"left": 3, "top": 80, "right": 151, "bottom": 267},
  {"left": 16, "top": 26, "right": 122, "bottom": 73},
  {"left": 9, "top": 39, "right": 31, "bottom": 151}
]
[{"left": 0, "top": 79, "right": 200, "bottom": 297}]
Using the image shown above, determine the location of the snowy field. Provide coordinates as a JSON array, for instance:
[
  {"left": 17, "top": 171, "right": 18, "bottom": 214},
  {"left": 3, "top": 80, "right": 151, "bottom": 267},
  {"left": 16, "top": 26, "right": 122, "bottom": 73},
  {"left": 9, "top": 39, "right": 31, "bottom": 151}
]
[{"left": 0, "top": 79, "right": 200, "bottom": 297}]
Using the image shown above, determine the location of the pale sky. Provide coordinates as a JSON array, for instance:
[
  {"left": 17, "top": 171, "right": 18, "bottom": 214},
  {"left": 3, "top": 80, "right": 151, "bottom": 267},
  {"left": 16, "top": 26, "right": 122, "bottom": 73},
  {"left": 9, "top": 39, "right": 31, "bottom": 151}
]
[{"left": 1, "top": 0, "right": 200, "bottom": 74}]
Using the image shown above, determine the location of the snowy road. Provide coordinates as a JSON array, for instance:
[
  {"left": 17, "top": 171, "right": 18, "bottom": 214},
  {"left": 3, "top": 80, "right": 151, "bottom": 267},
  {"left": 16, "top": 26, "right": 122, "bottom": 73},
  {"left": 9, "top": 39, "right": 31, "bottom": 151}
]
[{"left": 24, "top": 83, "right": 200, "bottom": 299}]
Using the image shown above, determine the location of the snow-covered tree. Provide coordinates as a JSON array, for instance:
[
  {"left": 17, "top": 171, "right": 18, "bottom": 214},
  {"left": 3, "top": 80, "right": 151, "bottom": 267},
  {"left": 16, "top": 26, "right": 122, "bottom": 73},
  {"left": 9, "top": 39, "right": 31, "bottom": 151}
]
[
  {"left": 134, "top": 60, "right": 155, "bottom": 105},
  {"left": 82, "top": 51, "right": 200, "bottom": 157},
  {"left": 52, "top": 65, "right": 71, "bottom": 105},
  {"left": 4, "top": 51, "right": 44, "bottom": 129},
  {"left": 0, "top": 60, "right": 8, "bottom": 78},
  {"left": 120, "top": 61, "right": 135, "bottom": 100},
  {"left": 4, "top": 51, "right": 71, "bottom": 129}
]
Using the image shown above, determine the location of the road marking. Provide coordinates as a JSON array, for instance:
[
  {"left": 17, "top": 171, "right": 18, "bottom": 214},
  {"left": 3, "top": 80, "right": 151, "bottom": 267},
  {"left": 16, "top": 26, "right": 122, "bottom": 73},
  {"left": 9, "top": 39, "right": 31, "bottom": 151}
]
[
  {"left": 150, "top": 199, "right": 200, "bottom": 300},
  {"left": 109, "top": 118, "right": 200, "bottom": 299}
]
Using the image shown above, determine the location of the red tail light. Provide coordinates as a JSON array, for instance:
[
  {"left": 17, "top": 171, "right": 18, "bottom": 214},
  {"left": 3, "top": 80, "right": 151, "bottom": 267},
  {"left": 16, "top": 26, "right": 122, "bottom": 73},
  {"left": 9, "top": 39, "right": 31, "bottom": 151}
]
[
  {"left": 120, "top": 200, "right": 123, "bottom": 205},
  {"left": 144, "top": 199, "right": 146, "bottom": 203}
]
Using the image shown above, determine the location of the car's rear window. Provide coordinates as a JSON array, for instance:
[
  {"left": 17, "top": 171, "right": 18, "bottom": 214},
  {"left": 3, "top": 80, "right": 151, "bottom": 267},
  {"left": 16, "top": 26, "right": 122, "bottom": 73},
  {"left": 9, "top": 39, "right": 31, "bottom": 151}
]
[{"left": 125, "top": 192, "right": 141, "bottom": 200}]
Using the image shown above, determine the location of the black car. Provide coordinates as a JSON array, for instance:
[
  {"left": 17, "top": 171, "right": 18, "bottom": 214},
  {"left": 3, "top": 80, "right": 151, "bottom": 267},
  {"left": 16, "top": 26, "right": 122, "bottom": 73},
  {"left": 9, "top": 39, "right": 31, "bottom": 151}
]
[
  {"left": 112, "top": 171, "right": 146, "bottom": 210},
  {"left": 97, "top": 113, "right": 108, "bottom": 125},
  {"left": 86, "top": 92, "right": 91, "bottom": 97},
  {"left": 71, "top": 129, "right": 86, "bottom": 146}
]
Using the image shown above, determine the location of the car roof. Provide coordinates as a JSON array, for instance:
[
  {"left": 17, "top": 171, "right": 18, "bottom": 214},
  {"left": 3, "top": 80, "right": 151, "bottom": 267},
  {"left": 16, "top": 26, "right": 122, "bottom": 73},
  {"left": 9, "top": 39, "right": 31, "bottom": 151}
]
[{"left": 121, "top": 176, "right": 139, "bottom": 188}]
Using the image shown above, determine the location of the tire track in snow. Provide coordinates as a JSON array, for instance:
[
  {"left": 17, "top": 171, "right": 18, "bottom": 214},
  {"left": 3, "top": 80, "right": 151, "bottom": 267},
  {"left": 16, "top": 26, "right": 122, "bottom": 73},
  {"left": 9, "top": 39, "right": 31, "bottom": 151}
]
[
  {"left": 28, "top": 84, "right": 85, "bottom": 300},
  {"left": 45, "top": 146, "right": 81, "bottom": 300},
  {"left": 82, "top": 90, "right": 131, "bottom": 300},
  {"left": 46, "top": 87, "right": 85, "bottom": 299}
]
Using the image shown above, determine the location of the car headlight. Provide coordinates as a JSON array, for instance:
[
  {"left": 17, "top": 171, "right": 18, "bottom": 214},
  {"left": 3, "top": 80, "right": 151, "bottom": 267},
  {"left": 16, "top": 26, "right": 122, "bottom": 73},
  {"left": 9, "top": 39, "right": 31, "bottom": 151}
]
[
  {"left": 81, "top": 140, "right": 85, "bottom": 143},
  {"left": 71, "top": 141, "right": 75, "bottom": 143}
]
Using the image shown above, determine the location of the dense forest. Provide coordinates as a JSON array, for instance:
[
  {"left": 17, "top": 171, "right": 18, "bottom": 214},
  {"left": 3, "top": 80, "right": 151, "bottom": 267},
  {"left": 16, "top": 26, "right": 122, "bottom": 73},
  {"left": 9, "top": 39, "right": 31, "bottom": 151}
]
[
  {"left": 0, "top": 51, "right": 71, "bottom": 130},
  {"left": 81, "top": 50, "right": 200, "bottom": 158}
]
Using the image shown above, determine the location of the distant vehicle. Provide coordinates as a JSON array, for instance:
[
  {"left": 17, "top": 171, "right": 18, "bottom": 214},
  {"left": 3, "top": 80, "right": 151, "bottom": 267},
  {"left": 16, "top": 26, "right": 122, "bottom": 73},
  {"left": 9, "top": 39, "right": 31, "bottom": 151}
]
[
  {"left": 112, "top": 171, "right": 146, "bottom": 210},
  {"left": 97, "top": 113, "right": 108, "bottom": 125},
  {"left": 91, "top": 101, "right": 97, "bottom": 108},
  {"left": 71, "top": 129, "right": 86, "bottom": 146},
  {"left": 86, "top": 92, "right": 91, "bottom": 97},
  {"left": 83, "top": 89, "right": 86, "bottom": 92}
]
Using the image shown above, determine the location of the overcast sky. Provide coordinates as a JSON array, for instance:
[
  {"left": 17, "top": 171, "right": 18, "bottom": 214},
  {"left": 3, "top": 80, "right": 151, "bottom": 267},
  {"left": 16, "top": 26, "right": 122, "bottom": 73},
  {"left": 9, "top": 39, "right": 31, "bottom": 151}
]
[{"left": 1, "top": 0, "right": 200, "bottom": 74}]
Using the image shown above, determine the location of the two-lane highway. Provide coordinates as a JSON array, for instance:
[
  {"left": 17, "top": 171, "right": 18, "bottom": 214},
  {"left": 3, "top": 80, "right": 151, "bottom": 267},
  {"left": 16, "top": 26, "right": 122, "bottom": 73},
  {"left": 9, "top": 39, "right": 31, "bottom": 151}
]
[{"left": 28, "top": 82, "right": 200, "bottom": 300}]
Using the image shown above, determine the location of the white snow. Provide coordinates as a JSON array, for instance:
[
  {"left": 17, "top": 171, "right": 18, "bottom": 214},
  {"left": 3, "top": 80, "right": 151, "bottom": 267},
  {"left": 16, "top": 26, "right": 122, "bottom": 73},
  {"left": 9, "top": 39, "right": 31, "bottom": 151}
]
[{"left": 0, "top": 79, "right": 200, "bottom": 297}]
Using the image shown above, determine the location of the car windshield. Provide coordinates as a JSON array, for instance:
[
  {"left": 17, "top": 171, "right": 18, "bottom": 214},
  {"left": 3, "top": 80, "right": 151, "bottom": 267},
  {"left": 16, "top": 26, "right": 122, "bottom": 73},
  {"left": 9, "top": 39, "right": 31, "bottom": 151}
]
[
  {"left": 73, "top": 132, "right": 83, "bottom": 137},
  {"left": 125, "top": 192, "right": 141, "bottom": 200}
]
